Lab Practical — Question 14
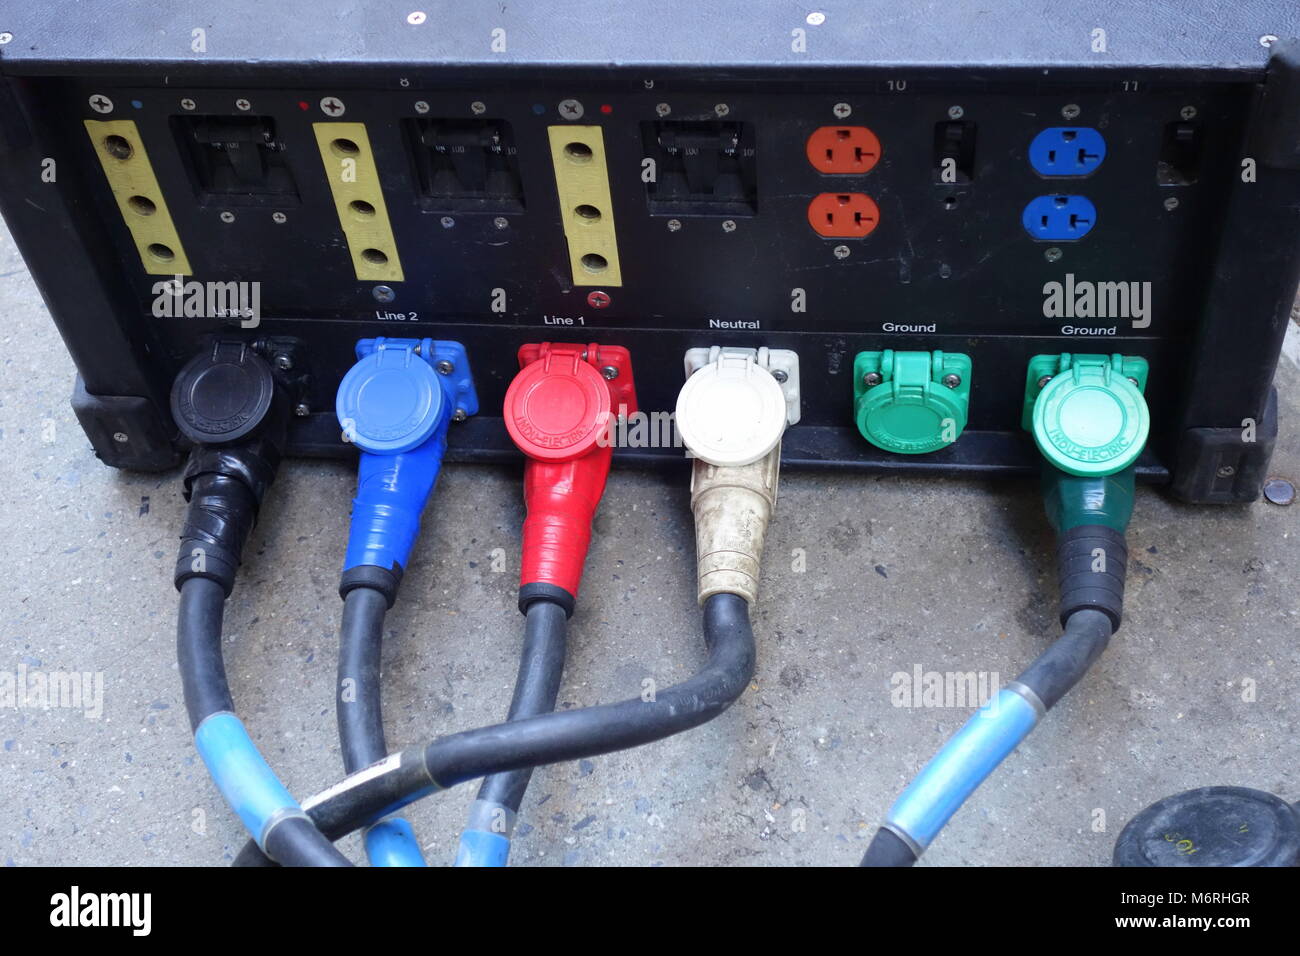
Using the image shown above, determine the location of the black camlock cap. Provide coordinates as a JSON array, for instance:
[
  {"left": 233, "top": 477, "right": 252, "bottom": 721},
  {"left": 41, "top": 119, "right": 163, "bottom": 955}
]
[
  {"left": 1114, "top": 786, "right": 1300, "bottom": 867},
  {"left": 170, "top": 342, "right": 276, "bottom": 445}
]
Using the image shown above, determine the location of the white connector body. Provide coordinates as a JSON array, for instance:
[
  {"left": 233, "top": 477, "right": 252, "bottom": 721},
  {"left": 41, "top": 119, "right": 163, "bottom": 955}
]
[
  {"left": 690, "top": 448, "right": 780, "bottom": 604},
  {"left": 675, "top": 347, "right": 798, "bottom": 604}
]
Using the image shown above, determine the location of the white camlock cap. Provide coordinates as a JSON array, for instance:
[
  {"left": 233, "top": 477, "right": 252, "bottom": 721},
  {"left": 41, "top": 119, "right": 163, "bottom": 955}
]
[{"left": 675, "top": 349, "right": 788, "bottom": 466}]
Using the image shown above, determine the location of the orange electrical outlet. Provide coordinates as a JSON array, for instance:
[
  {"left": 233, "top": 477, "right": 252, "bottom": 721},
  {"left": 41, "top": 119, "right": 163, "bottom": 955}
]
[
  {"left": 807, "top": 193, "right": 880, "bottom": 238},
  {"left": 805, "top": 125, "right": 882, "bottom": 174}
]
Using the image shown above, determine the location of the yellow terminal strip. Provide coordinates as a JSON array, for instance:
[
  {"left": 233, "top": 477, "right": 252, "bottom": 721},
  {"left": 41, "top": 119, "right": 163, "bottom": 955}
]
[
  {"left": 83, "top": 119, "right": 192, "bottom": 276},
  {"left": 546, "top": 125, "right": 622, "bottom": 286},
  {"left": 312, "top": 122, "right": 403, "bottom": 282}
]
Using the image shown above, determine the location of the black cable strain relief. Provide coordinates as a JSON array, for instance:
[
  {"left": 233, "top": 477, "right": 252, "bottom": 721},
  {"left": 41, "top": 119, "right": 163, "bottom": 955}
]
[
  {"left": 339, "top": 564, "right": 402, "bottom": 609},
  {"left": 173, "top": 466, "right": 260, "bottom": 596},
  {"left": 181, "top": 442, "right": 281, "bottom": 512},
  {"left": 518, "top": 582, "right": 575, "bottom": 618},
  {"left": 860, "top": 827, "right": 918, "bottom": 867},
  {"left": 1057, "top": 524, "right": 1127, "bottom": 631}
]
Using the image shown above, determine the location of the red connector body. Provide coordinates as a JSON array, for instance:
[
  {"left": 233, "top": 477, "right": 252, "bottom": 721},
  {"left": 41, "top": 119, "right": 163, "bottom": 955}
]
[{"left": 505, "top": 342, "right": 637, "bottom": 603}]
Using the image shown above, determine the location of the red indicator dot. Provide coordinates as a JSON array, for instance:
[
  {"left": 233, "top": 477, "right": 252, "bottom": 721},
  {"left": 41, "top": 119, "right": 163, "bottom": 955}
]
[
  {"left": 298, "top": 101, "right": 310, "bottom": 111},
  {"left": 600, "top": 104, "right": 613, "bottom": 114}
]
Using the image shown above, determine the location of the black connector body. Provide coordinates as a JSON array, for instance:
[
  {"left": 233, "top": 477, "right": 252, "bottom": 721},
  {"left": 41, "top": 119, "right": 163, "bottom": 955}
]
[{"left": 171, "top": 341, "right": 290, "bottom": 596}]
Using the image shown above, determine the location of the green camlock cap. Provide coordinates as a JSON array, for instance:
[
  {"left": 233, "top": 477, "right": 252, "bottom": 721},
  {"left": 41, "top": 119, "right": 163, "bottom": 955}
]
[
  {"left": 853, "top": 350, "right": 971, "bottom": 455},
  {"left": 1031, "top": 355, "right": 1149, "bottom": 476}
]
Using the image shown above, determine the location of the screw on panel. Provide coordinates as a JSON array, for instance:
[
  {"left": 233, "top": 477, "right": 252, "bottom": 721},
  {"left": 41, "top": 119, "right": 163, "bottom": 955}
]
[
  {"left": 1180, "top": 105, "right": 1198, "bottom": 120},
  {"left": 372, "top": 285, "right": 395, "bottom": 303},
  {"left": 715, "top": 103, "right": 730, "bottom": 117},
  {"left": 806, "top": 12, "right": 826, "bottom": 26},
  {"left": 294, "top": 403, "right": 310, "bottom": 417},
  {"left": 948, "top": 105, "right": 965, "bottom": 119},
  {"left": 586, "top": 290, "right": 611, "bottom": 309},
  {"left": 1216, "top": 465, "right": 1236, "bottom": 478},
  {"left": 666, "top": 219, "right": 682, "bottom": 232},
  {"left": 180, "top": 98, "right": 196, "bottom": 111},
  {"left": 112, "top": 431, "right": 129, "bottom": 443},
  {"left": 89, "top": 94, "right": 114, "bottom": 114},
  {"left": 440, "top": 216, "right": 456, "bottom": 228},
  {"left": 1037, "top": 375, "right": 1053, "bottom": 388},
  {"left": 275, "top": 354, "right": 293, "bottom": 371},
  {"left": 771, "top": 369, "right": 789, "bottom": 383},
  {"left": 1263, "top": 477, "right": 1296, "bottom": 505},
  {"left": 833, "top": 244, "right": 850, "bottom": 259},
  {"left": 235, "top": 98, "right": 252, "bottom": 111},
  {"left": 493, "top": 216, "right": 509, "bottom": 230},
  {"left": 1061, "top": 104, "right": 1081, "bottom": 120},
  {"left": 722, "top": 220, "right": 737, "bottom": 233},
  {"left": 656, "top": 103, "right": 671, "bottom": 117},
  {"left": 0, "top": 32, "right": 14, "bottom": 44},
  {"left": 436, "top": 360, "right": 454, "bottom": 375},
  {"left": 471, "top": 100, "right": 487, "bottom": 115},
  {"left": 220, "top": 211, "right": 235, "bottom": 223},
  {"left": 415, "top": 100, "right": 430, "bottom": 114},
  {"left": 272, "top": 212, "right": 287, "bottom": 224},
  {"left": 863, "top": 372, "right": 883, "bottom": 387},
  {"left": 832, "top": 102, "right": 852, "bottom": 118},
  {"left": 942, "top": 374, "right": 961, "bottom": 388},
  {"left": 1045, "top": 247, "right": 1063, "bottom": 262},
  {"left": 1164, "top": 197, "right": 1180, "bottom": 210},
  {"left": 1260, "top": 34, "right": 1279, "bottom": 47},
  {"left": 452, "top": 408, "right": 468, "bottom": 422},
  {"left": 600, "top": 365, "right": 619, "bottom": 381},
  {"left": 1128, "top": 377, "right": 1140, "bottom": 386},
  {"left": 320, "top": 96, "right": 346, "bottom": 116},
  {"left": 407, "top": 11, "right": 427, "bottom": 25}
]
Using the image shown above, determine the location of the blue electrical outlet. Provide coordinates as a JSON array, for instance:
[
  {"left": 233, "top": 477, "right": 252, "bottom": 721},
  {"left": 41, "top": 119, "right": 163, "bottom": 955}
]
[
  {"left": 1022, "top": 195, "right": 1097, "bottom": 241},
  {"left": 1028, "top": 127, "right": 1106, "bottom": 177}
]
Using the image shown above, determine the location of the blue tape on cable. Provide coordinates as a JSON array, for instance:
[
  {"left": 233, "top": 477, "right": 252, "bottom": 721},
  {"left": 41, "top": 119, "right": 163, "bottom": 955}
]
[
  {"left": 194, "top": 712, "right": 300, "bottom": 845},
  {"left": 886, "top": 688, "right": 1041, "bottom": 850},
  {"left": 363, "top": 817, "right": 427, "bottom": 867},
  {"left": 454, "top": 829, "right": 512, "bottom": 867}
]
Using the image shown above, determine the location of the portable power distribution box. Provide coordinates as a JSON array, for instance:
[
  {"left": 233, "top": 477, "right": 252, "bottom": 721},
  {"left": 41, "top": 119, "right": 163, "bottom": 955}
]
[{"left": 0, "top": 1, "right": 1297, "bottom": 503}]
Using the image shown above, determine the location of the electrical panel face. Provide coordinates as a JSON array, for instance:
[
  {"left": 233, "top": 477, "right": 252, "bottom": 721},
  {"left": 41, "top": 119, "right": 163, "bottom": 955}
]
[{"left": 1, "top": 3, "right": 1299, "bottom": 502}]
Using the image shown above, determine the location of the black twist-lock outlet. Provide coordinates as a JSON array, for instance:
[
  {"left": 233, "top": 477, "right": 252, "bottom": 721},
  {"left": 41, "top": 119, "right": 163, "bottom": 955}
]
[{"left": 171, "top": 342, "right": 289, "bottom": 596}]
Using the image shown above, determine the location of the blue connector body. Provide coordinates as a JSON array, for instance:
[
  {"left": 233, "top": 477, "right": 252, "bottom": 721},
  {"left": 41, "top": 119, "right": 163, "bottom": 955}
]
[
  {"left": 336, "top": 337, "right": 479, "bottom": 575},
  {"left": 344, "top": 429, "right": 447, "bottom": 574}
]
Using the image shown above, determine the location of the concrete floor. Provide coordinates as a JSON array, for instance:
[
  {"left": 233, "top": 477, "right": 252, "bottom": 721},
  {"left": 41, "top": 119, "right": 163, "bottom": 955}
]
[{"left": 1, "top": 222, "right": 1297, "bottom": 868}]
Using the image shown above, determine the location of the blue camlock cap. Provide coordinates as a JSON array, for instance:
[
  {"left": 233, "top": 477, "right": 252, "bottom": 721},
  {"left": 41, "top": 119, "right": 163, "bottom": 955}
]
[{"left": 336, "top": 340, "right": 447, "bottom": 454}]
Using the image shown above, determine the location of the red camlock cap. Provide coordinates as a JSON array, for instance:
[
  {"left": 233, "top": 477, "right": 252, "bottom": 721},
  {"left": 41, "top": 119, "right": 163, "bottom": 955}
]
[{"left": 505, "top": 343, "right": 637, "bottom": 608}]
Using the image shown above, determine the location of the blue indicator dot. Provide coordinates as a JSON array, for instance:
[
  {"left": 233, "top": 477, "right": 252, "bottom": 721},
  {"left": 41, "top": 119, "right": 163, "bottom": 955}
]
[
  {"left": 532, "top": 103, "right": 545, "bottom": 115},
  {"left": 131, "top": 100, "right": 143, "bottom": 110}
]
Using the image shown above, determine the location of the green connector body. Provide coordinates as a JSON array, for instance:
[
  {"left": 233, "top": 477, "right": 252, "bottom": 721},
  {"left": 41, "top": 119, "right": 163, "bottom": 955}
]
[
  {"left": 1025, "top": 352, "right": 1149, "bottom": 533},
  {"left": 853, "top": 349, "right": 971, "bottom": 454},
  {"left": 1040, "top": 462, "right": 1136, "bottom": 533}
]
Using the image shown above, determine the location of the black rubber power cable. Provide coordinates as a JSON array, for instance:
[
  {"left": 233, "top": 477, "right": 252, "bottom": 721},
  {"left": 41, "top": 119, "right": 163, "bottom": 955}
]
[{"left": 233, "top": 591, "right": 754, "bottom": 865}]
